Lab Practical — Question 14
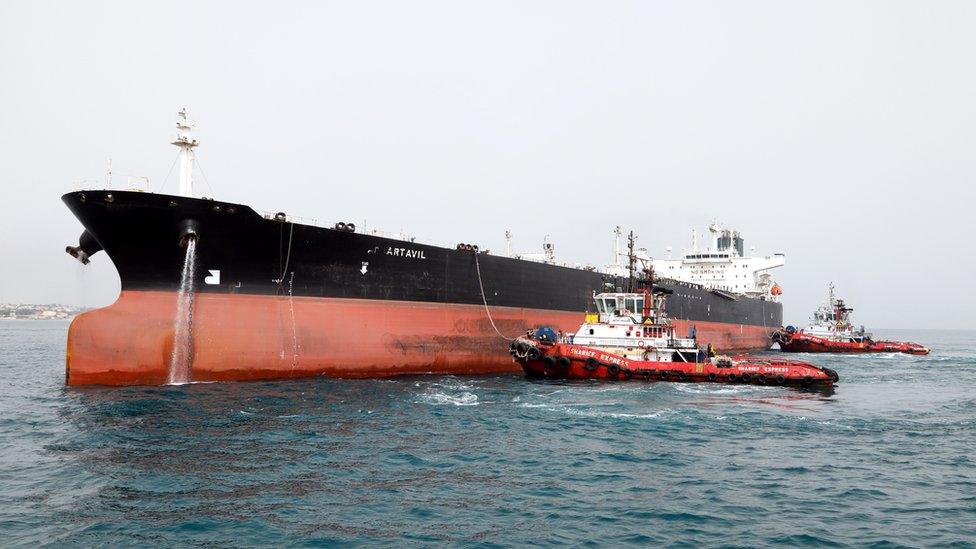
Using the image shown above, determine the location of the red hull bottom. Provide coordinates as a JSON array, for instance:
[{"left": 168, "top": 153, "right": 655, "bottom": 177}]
[
  {"left": 66, "top": 291, "right": 777, "bottom": 386},
  {"left": 514, "top": 340, "right": 838, "bottom": 386},
  {"left": 778, "top": 333, "right": 930, "bottom": 355}
]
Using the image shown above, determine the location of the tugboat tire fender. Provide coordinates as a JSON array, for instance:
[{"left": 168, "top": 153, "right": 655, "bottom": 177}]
[
  {"left": 543, "top": 356, "right": 556, "bottom": 368},
  {"left": 527, "top": 347, "right": 542, "bottom": 361},
  {"left": 756, "top": 374, "right": 767, "bottom": 384},
  {"left": 775, "top": 375, "right": 786, "bottom": 384},
  {"left": 584, "top": 357, "right": 600, "bottom": 371},
  {"left": 707, "top": 373, "right": 717, "bottom": 381},
  {"left": 740, "top": 373, "right": 752, "bottom": 382},
  {"left": 556, "top": 356, "right": 571, "bottom": 369},
  {"left": 606, "top": 364, "right": 620, "bottom": 377},
  {"left": 727, "top": 373, "right": 737, "bottom": 382}
]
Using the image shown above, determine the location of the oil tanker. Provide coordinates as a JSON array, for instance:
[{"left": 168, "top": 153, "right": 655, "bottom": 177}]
[{"left": 62, "top": 112, "right": 784, "bottom": 385}]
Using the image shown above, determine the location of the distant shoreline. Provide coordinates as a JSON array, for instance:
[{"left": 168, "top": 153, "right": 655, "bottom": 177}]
[{"left": 0, "top": 317, "right": 75, "bottom": 322}]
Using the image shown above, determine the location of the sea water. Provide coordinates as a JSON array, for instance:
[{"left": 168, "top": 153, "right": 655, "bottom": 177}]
[{"left": 1, "top": 321, "right": 974, "bottom": 546}]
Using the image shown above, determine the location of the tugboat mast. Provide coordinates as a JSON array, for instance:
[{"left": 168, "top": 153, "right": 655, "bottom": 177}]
[
  {"left": 627, "top": 230, "right": 637, "bottom": 292},
  {"left": 171, "top": 109, "right": 199, "bottom": 197}
]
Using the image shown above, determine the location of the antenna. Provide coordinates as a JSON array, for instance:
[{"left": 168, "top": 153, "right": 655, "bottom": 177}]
[
  {"left": 627, "top": 230, "right": 637, "bottom": 292},
  {"left": 613, "top": 226, "right": 622, "bottom": 266},
  {"left": 505, "top": 230, "right": 512, "bottom": 257},
  {"left": 171, "top": 109, "right": 199, "bottom": 197}
]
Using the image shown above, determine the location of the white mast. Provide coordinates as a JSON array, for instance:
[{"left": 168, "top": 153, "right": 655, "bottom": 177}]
[
  {"left": 505, "top": 230, "right": 513, "bottom": 257},
  {"left": 613, "top": 226, "right": 622, "bottom": 267},
  {"left": 171, "top": 109, "right": 199, "bottom": 197}
]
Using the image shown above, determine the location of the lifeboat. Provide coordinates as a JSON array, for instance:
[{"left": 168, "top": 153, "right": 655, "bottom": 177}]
[
  {"left": 511, "top": 287, "right": 838, "bottom": 387},
  {"left": 771, "top": 284, "right": 930, "bottom": 355}
]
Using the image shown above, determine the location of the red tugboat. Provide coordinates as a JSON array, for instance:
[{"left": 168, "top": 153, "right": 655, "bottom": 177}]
[
  {"left": 511, "top": 283, "right": 838, "bottom": 387},
  {"left": 772, "top": 284, "right": 929, "bottom": 355}
]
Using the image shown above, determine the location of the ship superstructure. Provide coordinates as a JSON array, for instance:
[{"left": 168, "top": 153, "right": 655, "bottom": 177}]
[
  {"left": 647, "top": 223, "right": 785, "bottom": 297},
  {"left": 565, "top": 290, "right": 700, "bottom": 363}
]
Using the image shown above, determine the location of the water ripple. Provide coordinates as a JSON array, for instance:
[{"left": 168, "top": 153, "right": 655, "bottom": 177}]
[{"left": 1, "top": 323, "right": 975, "bottom": 546}]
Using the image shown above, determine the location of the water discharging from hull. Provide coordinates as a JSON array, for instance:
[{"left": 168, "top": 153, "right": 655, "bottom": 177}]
[{"left": 168, "top": 237, "right": 197, "bottom": 384}]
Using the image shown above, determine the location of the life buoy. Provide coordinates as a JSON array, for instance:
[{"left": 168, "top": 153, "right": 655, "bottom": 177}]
[
  {"left": 637, "top": 340, "right": 646, "bottom": 348},
  {"left": 607, "top": 364, "right": 620, "bottom": 377},
  {"left": 584, "top": 357, "right": 600, "bottom": 371},
  {"left": 556, "top": 356, "right": 571, "bottom": 369},
  {"left": 527, "top": 347, "right": 542, "bottom": 361}
]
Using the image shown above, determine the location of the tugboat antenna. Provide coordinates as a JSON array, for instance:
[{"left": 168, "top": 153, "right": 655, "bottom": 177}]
[
  {"left": 171, "top": 109, "right": 199, "bottom": 197},
  {"left": 627, "top": 230, "right": 637, "bottom": 293}
]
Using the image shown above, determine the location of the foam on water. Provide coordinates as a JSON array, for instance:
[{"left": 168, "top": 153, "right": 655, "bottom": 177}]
[{"left": 417, "top": 391, "right": 480, "bottom": 406}]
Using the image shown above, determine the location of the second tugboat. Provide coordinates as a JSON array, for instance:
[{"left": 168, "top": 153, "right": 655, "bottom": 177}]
[
  {"left": 511, "top": 241, "right": 838, "bottom": 387},
  {"left": 772, "top": 284, "right": 929, "bottom": 355}
]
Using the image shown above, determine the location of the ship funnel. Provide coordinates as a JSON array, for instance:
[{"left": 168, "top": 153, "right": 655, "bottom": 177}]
[
  {"left": 178, "top": 219, "right": 200, "bottom": 247},
  {"left": 65, "top": 230, "right": 103, "bottom": 265}
]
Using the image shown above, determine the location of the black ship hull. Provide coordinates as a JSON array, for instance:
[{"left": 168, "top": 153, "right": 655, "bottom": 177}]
[{"left": 62, "top": 190, "right": 781, "bottom": 385}]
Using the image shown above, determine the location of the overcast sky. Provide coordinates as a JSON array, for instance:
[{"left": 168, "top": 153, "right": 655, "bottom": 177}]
[{"left": 1, "top": 1, "right": 973, "bottom": 329}]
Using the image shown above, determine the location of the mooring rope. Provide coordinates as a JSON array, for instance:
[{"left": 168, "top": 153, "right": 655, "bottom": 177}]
[
  {"left": 474, "top": 252, "right": 514, "bottom": 341},
  {"left": 277, "top": 221, "right": 294, "bottom": 291},
  {"left": 287, "top": 272, "right": 299, "bottom": 371}
]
